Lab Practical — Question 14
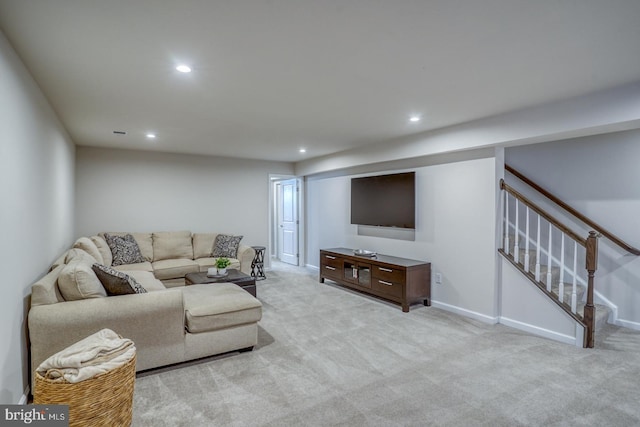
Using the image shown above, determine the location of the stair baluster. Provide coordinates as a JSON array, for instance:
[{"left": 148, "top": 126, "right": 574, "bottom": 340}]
[
  {"left": 504, "top": 192, "right": 510, "bottom": 255},
  {"left": 558, "top": 233, "right": 565, "bottom": 303},
  {"left": 571, "top": 241, "right": 578, "bottom": 313},
  {"left": 535, "top": 215, "right": 541, "bottom": 281},
  {"left": 524, "top": 207, "right": 530, "bottom": 273},
  {"left": 546, "top": 223, "right": 553, "bottom": 292},
  {"left": 514, "top": 199, "right": 520, "bottom": 262}
]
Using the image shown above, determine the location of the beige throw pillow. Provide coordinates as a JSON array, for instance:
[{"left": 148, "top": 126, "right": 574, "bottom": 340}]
[
  {"left": 73, "top": 237, "right": 103, "bottom": 264},
  {"left": 91, "top": 235, "right": 113, "bottom": 266},
  {"left": 58, "top": 256, "right": 107, "bottom": 301}
]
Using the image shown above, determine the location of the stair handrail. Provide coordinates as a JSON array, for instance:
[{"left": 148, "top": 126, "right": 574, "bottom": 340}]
[
  {"left": 500, "top": 180, "right": 586, "bottom": 247},
  {"left": 506, "top": 164, "right": 640, "bottom": 255}
]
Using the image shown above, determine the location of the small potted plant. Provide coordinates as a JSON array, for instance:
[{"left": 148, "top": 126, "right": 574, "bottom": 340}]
[{"left": 215, "top": 257, "right": 231, "bottom": 275}]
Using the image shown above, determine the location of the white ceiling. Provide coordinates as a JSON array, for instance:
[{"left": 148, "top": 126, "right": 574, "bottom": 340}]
[{"left": 1, "top": 0, "right": 640, "bottom": 163}]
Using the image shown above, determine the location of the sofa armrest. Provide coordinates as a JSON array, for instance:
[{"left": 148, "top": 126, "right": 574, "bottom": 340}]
[
  {"left": 237, "top": 244, "right": 256, "bottom": 275},
  {"left": 28, "top": 289, "right": 186, "bottom": 378}
]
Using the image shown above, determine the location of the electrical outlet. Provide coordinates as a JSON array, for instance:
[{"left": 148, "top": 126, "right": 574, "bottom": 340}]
[{"left": 435, "top": 273, "right": 442, "bottom": 284}]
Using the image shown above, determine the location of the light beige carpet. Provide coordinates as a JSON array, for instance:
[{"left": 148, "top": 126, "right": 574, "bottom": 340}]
[{"left": 132, "top": 261, "right": 640, "bottom": 426}]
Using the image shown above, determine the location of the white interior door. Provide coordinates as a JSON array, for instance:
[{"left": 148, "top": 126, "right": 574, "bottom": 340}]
[{"left": 278, "top": 179, "right": 298, "bottom": 265}]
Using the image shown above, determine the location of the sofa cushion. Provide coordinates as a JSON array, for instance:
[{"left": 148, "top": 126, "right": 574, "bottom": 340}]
[
  {"left": 193, "top": 233, "right": 217, "bottom": 259},
  {"left": 195, "top": 257, "right": 241, "bottom": 272},
  {"left": 65, "top": 248, "right": 97, "bottom": 264},
  {"left": 126, "top": 271, "right": 166, "bottom": 292},
  {"left": 73, "top": 237, "right": 103, "bottom": 264},
  {"left": 31, "top": 264, "right": 66, "bottom": 306},
  {"left": 91, "top": 235, "right": 113, "bottom": 266},
  {"left": 183, "top": 283, "right": 262, "bottom": 333},
  {"left": 151, "top": 258, "right": 199, "bottom": 280},
  {"left": 113, "top": 261, "right": 154, "bottom": 273},
  {"left": 153, "top": 231, "right": 193, "bottom": 261},
  {"left": 92, "top": 263, "right": 148, "bottom": 296},
  {"left": 104, "top": 233, "right": 145, "bottom": 266},
  {"left": 212, "top": 234, "right": 243, "bottom": 258},
  {"left": 50, "top": 250, "right": 70, "bottom": 272},
  {"left": 58, "top": 254, "right": 107, "bottom": 301}
]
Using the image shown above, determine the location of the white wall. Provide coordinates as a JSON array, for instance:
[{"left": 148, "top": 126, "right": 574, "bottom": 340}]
[
  {"left": 506, "top": 129, "right": 640, "bottom": 328},
  {"left": 306, "top": 152, "right": 498, "bottom": 321},
  {"left": 500, "top": 259, "right": 581, "bottom": 345},
  {"left": 0, "top": 31, "right": 75, "bottom": 403},
  {"left": 75, "top": 147, "right": 293, "bottom": 254}
]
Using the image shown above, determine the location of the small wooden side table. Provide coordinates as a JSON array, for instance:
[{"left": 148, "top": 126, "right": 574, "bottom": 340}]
[{"left": 251, "top": 246, "right": 266, "bottom": 281}]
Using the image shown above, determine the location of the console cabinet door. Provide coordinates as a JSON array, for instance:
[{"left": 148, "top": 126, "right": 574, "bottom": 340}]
[{"left": 343, "top": 261, "right": 371, "bottom": 288}]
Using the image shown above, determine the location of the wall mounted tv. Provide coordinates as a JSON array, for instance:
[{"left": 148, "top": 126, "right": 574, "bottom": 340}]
[{"left": 350, "top": 171, "right": 415, "bottom": 229}]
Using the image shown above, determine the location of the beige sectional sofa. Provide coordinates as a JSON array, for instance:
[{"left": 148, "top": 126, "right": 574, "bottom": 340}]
[{"left": 28, "top": 231, "right": 262, "bottom": 380}]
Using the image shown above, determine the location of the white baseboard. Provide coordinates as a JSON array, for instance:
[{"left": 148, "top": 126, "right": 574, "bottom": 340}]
[
  {"left": 18, "top": 386, "right": 29, "bottom": 404},
  {"left": 306, "top": 264, "right": 319, "bottom": 271},
  {"left": 431, "top": 300, "right": 498, "bottom": 324},
  {"left": 614, "top": 318, "right": 640, "bottom": 331},
  {"left": 593, "top": 290, "right": 640, "bottom": 331},
  {"left": 500, "top": 316, "right": 577, "bottom": 346}
]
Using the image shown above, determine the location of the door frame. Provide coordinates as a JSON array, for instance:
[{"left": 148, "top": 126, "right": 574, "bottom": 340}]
[{"left": 268, "top": 174, "right": 304, "bottom": 269}]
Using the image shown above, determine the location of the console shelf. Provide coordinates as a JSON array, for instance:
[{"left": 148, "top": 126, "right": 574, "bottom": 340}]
[{"left": 319, "top": 248, "right": 431, "bottom": 312}]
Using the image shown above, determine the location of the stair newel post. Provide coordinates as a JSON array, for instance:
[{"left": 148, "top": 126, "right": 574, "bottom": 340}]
[
  {"left": 504, "top": 190, "right": 510, "bottom": 255},
  {"left": 514, "top": 199, "right": 520, "bottom": 263},
  {"left": 535, "top": 215, "right": 541, "bottom": 281},
  {"left": 558, "top": 233, "right": 565, "bottom": 303},
  {"left": 524, "top": 207, "right": 530, "bottom": 272},
  {"left": 546, "top": 223, "right": 553, "bottom": 292},
  {"left": 584, "top": 231, "right": 598, "bottom": 348},
  {"left": 571, "top": 241, "right": 578, "bottom": 313}
]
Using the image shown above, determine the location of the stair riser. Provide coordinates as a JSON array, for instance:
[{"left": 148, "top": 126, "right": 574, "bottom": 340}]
[
  {"left": 551, "top": 283, "right": 586, "bottom": 305},
  {"left": 578, "top": 304, "right": 610, "bottom": 331}
]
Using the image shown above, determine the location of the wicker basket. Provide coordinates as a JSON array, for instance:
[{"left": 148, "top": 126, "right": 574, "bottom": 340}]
[{"left": 34, "top": 354, "right": 136, "bottom": 427}]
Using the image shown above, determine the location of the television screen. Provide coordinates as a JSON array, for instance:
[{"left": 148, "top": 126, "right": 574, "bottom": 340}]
[{"left": 350, "top": 172, "right": 415, "bottom": 229}]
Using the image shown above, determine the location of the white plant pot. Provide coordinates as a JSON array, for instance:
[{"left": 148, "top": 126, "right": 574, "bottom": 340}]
[{"left": 217, "top": 267, "right": 227, "bottom": 275}]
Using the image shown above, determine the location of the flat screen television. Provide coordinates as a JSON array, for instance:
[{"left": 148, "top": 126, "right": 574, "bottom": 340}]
[{"left": 350, "top": 172, "right": 415, "bottom": 229}]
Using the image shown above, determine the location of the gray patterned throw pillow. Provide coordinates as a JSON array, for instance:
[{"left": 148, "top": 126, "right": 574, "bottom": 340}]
[
  {"left": 104, "top": 233, "right": 145, "bottom": 266},
  {"left": 92, "top": 263, "right": 147, "bottom": 295},
  {"left": 212, "top": 234, "right": 243, "bottom": 258}
]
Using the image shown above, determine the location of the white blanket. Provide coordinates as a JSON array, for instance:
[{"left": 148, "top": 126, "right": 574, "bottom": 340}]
[{"left": 37, "top": 328, "right": 136, "bottom": 383}]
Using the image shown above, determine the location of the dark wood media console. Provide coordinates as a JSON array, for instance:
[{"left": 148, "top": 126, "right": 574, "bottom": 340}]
[{"left": 319, "top": 248, "right": 431, "bottom": 312}]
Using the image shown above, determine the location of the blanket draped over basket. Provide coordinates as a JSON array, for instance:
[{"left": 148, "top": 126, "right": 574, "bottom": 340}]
[{"left": 36, "top": 328, "right": 136, "bottom": 383}]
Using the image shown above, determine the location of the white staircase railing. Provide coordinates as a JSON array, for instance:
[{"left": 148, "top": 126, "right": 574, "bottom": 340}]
[{"left": 500, "top": 179, "right": 597, "bottom": 347}]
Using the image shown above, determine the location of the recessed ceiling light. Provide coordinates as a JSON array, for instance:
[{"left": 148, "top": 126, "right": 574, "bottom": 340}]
[
  {"left": 146, "top": 133, "right": 157, "bottom": 139},
  {"left": 409, "top": 116, "right": 421, "bottom": 122},
  {"left": 299, "top": 148, "right": 307, "bottom": 153},
  {"left": 176, "top": 64, "right": 192, "bottom": 73}
]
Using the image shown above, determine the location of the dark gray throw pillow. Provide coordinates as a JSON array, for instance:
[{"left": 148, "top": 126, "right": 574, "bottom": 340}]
[
  {"left": 92, "top": 263, "right": 147, "bottom": 296},
  {"left": 104, "top": 233, "right": 145, "bottom": 266},
  {"left": 212, "top": 234, "right": 243, "bottom": 258}
]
